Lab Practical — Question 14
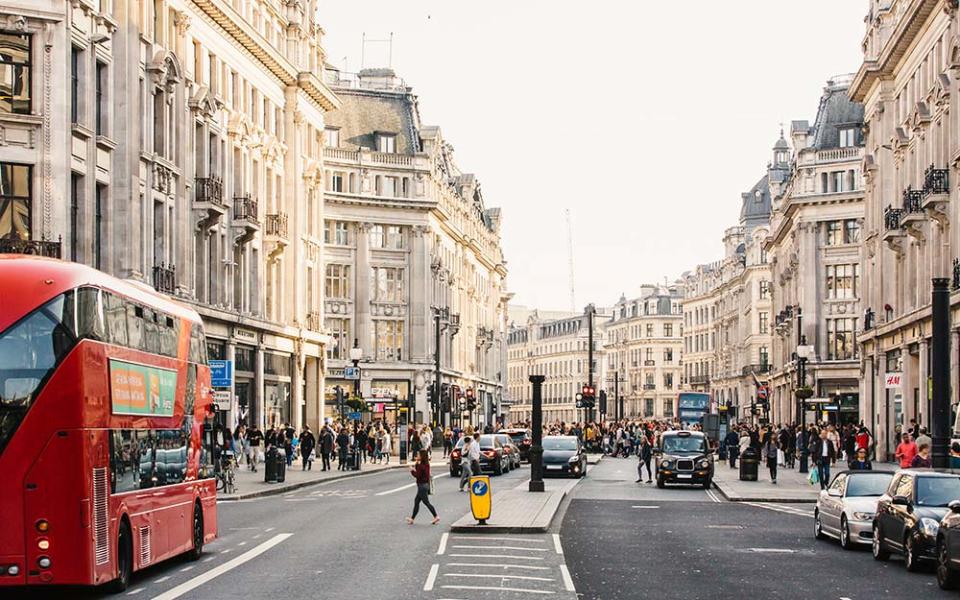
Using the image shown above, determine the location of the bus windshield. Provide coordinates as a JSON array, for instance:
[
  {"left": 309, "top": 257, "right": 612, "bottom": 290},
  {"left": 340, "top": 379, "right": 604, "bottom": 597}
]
[{"left": 0, "top": 292, "right": 77, "bottom": 454}]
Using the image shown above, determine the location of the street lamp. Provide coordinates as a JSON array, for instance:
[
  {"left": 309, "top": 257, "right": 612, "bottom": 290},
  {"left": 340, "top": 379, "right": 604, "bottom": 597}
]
[
  {"left": 797, "top": 340, "right": 814, "bottom": 474},
  {"left": 349, "top": 339, "right": 363, "bottom": 401}
]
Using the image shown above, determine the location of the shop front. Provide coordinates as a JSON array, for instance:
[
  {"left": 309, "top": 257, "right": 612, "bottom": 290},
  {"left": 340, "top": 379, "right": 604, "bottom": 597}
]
[
  {"left": 263, "top": 351, "right": 293, "bottom": 428},
  {"left": 371, "top": 379, "right": 411, "bottom": 430}
]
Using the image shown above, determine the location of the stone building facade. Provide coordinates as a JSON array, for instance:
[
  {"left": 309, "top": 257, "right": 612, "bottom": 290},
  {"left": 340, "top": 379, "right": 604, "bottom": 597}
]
[
  {"left": 604, "top": 286, "right": 683, "bottom": 420},
  {"left": 507, "top": 309, "right": 607, "bottom": 424},
  {"left": 767, "top": 76, "right": 865, "bottom": 428},
  {"left": 320, "top": 68, "right": 509, "bottom": 429},
  {"left": 0, "top": 0, "right": 340, "bottom": 432},
  {"left": 850, "top": 0, "right": 960, "bottom": 459}
]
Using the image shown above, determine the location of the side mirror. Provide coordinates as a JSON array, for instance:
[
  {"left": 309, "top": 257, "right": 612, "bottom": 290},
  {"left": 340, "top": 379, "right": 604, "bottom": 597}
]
[
  {"left": 827, "top": 488, "right": 842, "bottom": 498},
  {"left": 950, "top": 500, "right": 960, "bottom": 514}
]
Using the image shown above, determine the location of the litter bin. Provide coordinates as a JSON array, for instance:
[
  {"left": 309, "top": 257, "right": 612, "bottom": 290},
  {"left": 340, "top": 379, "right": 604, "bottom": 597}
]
[
  {"left": 739, "top": 447, "right": 759, "bottom": 482},
  {"left": 264, "top": 447, "right": 279, "bottom": 483},
  {"left": 275, "top": 449, "right": 286, "bottom": 483}
]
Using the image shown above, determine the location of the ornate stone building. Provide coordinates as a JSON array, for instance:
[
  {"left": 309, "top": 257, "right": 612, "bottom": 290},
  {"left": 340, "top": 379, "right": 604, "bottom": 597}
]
[
  {"left": 851, "top": 0, "right": 960, "bottom": 459},
  {"left": 767, "top": 76, "right": 865, "bottom": 428},
  {"left": 0, "top": 0, "right": 340, "bottom": 432},
  {"left": 605, "top": 286, "right": 683, "bottom": 419},
  {"left": 321, "top": 67, "right": 509, "bottom": 429}
]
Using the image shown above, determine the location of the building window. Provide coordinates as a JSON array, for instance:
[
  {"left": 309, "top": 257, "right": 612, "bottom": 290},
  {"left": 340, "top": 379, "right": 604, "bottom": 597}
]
[
  {"left": 832, "top": 171, "right": 844, "bottom": 192},
  {"left": 664, "top": 373, "right": 673, "bottom": 390},
  {"left": 826, "top": 220, "right": 843, "bottom": 246},
  {"left": 644, "top": 398, "right": 654, "bottom": 417},
  {"left": 759, "top": 280, "right": 770, "bottom": 299},
  {"left": 663, "top": 398, "right": 674, "bottom": 416},
  {"left": 95, "top": 61, "right": 106, "bottom": 135},
  {"left": 373, "top": 320, "right": 404, "bottom": 361},
  {"left": 324, "top": 263, "right": 351, "bottom": 299},
  {"left": 759, "top": 248, "right": 767, "bottom": 264},
  {"left": 95, "top": 184, "right": 105, "bottom": 269},
  {"left": 663, "top": 348, "right": 673, "bottom": 363},
  {"left": 758, "top": 312, "right": 769, "bottom": 334},
  {"left": 827, "top": 318, "right": 857, "bottom": 360},
  {"left": 70, "top": 173, "right": 81, "bottom": 260},
  {"left": 664, "top": 323, "right": 673, "bottom": 337},
  {"left": 645, "top": 323, "right": 653, "bottom": 337},
  {"left": 325, "top": 317, "right": 350, "bottom": 360},
  {"left": 0, "top": 31, "right": 31, "bottom": 114},
  {"left": 324, "top": 220, "right": 350, "bottom": 246},
  {"left": 376, "top": 133, "right": 396, "bottom": 153},
  {"left": 330, "top": 171, "right": 344, "bottom": 192},
  {"left": 759, "top": 346, "right": 769, "bottom": 368},
  {"left": 71, "top": 47, "right": 81, "bottom": 124},
  {"left": 372, "top": 266, "right": 404, "bottom": 303},
  {"left": 844, "top": 219, "right": 861, "bottom": 244},
  {"left": 324, "top": 127, "right": 340, "bottom": 147},
  {"left": 839, "top": 127, "right": 857, "bottom": 148},
  {"left": 385, "top": 225, "right": 403, "bottom": 249},
  {"left": 0, "top": 163, "right": 32, "bottom": 240},
  {"left": 826, "top": 264, "right": 860, "bottom": 300},
  {"left": 370, "top": 224, "right": 384, "bottom": 248}
]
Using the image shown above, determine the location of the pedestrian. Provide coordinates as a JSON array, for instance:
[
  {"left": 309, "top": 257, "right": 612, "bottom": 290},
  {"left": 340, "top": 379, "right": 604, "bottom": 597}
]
[
  {"left": 951, "top": 442, "right": 960, "bottom": 469},
  {"left": 916, "top": 427, "right": 932, "bottom": 452},
  {"left": 356, "top": 426, "right": 369, "bottom": 464},
  {"left": 849, "top": 447, "right": 872, "bottom": 470},
  {"left": 895, "top": 433, "right": 917, "bottom": 469},
  {"left": 299, "top": 425, "right": 316, "bottom": 471},
  {"left": 246, "top": 424, "right": 263, "bottom": 472},
  {"left": 762, "top": 430, "right": 779, "bottom": 484},
  {"left": 725, "top": 428, "right": 740, "bottom": 469},
  {"left": 337, "top": 426, "right": 351, "bottom": 471},
  {"left": 811, "top": 429, "right": 836, "bottom": 490},
  {"left": 319, "top": 425, "right": 334, "bottom": 471},
  {"left": 382, "top": 428, "right": 392, "bottom": 464},
  {"left": 636, "top": 434, "right": 653, "bottom": 483},
  {"left": 406, "top": 450, "right": 440, "bottom": 525},
  {"left": 910, "top": 443, "right": 932, "bottom": 468},
  {"left": 443, "top": 427, "right": 453, "bottom": 458},
  {"left": 459, "top": 436, "right": 474, "bottom": 491}
]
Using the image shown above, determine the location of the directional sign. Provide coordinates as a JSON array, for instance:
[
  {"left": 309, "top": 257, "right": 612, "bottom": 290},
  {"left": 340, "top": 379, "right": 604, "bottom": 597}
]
[
  {"left": 344, "top": 366, "right": 361, "bottom": 380},
  {"left": 209, "top": 360, "right": 233, "bottom": 388},
  {"left": 347, "top": 411, "right": 362, "bottom": 421},
  {"left": 469, "top": 475, "right": 492, "bottom": 523}
]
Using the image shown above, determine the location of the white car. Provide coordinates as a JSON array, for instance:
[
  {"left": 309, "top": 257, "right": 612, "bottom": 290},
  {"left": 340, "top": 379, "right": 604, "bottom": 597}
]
[{"left": 815, "top": 470, "right": 895, "bottom": 549}]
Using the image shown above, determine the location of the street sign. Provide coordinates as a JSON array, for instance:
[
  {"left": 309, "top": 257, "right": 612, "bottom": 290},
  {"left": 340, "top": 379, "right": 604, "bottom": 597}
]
[
  {"left": 347, "top": 411, "right": 361, "bottom": 420},
  {"left": 469, "top": 475, "right": 492, "bottom": 525},
  {"left": 213, "top": 390, "right": 232, "bottom": 410},
  {"left": 209, "top": 360, "right": 233, "bottom": 388},
  {"left": 344, "top": 366, "right": 361, "bottom": 380}
]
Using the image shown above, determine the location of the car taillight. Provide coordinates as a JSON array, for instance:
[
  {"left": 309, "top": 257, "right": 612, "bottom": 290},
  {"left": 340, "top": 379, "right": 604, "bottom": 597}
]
[
  {"left": 483, "top": 450, "right": 495, "bottom": 458},
  {"left": 522, "top": 440, "right": 531, "bottom": 445},
  {"left": 451, "top": 451, "right": 460, "bottom": 458}
]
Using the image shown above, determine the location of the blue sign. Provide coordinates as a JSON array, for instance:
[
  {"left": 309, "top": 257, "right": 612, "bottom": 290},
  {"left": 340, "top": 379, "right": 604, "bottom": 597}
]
[
  {"left": 471, "top": 480, "right": 488, "bottom": 496},
  {"left": 344, "top": 366, "right": 361, "bottom": 380},
  {"left": 347, "top": 411, "right": 362, "bottom": 421},
  {"left": 210, "top": 360, "right": 233, "bottom": 388}
]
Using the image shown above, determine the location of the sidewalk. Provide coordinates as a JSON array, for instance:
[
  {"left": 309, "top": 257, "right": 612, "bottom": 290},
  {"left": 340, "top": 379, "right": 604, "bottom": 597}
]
[
  {"left": 712, "top": 458, "right": 899, "bottom": 503},
  {"left": 450, "top": 477, "right": 580, "bottom": 533},
  {"left": 220, "top": 458, "right": 405, "bottom": 501}
]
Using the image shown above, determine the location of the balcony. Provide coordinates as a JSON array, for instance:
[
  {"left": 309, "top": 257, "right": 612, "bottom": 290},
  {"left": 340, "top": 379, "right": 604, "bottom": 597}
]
[
  {"left": 954, "top": 259, "right": 960, "bottom": 291},
  {"left": 152, "top": 263, "right": 176, "bottom": 294},
  {"left": 643, "top": 383, "right": 657, "bottom": 391},
  {"left": 0, "top": 237, "right": 61, "bottom": 258},
  {"left": 923, "top": 165, "right": 950, "bottom": 225},
  {"left": 882, "top": 205, "right": 906, "bottom": 255},
  {"left": 689, "top": 374, "right": 709, "bottom": 385},
  {"left": 742, "top": 363, "right": 771, "bottom": 376},
  {"left": 195, "top": 176, "right": 226, "bottom": 229},
  {"left": 901, "top": 187, "right": 926, "bottom": 239},
  {"left": 264, "top": 213, "right": 289, "bottom": 261},
  {"left": 232, "top": 194, "right": 260, "bottom": 244},
  {"left": 305, "top": 311, "right": 322, "bottom": 331}
]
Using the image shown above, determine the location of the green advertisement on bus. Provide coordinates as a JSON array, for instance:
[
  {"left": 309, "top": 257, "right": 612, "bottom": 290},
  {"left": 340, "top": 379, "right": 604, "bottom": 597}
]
[{"left": 109, "top": 359, "right": 177, "bottom": 417}]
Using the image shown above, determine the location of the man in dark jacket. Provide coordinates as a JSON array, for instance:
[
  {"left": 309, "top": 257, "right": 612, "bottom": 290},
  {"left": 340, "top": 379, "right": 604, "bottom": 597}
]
[
  {"left": 356, "top": 427, "right": 369, "bottom": 464},
  {"left": 724, "top": 429, "right": 740, "bottom": 468},
  {"left": 319, "top": 425, "right": 335, "bottom": 471},
  {"left": 848, "top": 447, "right": 872, "bottom": 470},
  {"left": 336, "top": 428, "right": 351, "bottom": 471},
  {"left": 811, "top": 430, "right": 836, "bottom": 489},
  {"left": 299, "top": 426, "right": 316, "bottom": 471}
]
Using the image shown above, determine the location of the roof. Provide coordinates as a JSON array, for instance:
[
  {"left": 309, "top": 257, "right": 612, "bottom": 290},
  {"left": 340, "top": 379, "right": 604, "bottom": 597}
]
[
  {"left": 740, "top": 174, "right": 772, "bottom": 230},
  {"left": 810, "top": 76, "right": 864, "bottom": 150},
  {"left": 324, "top": 89, "right": 420, "bottom": 154}
]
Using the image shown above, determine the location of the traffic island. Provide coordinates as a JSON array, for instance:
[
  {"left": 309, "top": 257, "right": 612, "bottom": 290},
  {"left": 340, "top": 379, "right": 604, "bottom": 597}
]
[
  {"left": 711, "top": 462, "right": 822, "bottom": 503},
  {"left": 450, "top": 478, "right": 580, "bottom": 533},
  {"left": 219, "top": 460, "right": 410, "bottom": 501}
]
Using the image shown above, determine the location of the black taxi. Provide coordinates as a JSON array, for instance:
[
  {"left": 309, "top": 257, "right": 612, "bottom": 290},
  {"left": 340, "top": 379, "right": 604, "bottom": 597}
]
[{"left": 655, "top": 430, "right": 714, "bottom": 489}]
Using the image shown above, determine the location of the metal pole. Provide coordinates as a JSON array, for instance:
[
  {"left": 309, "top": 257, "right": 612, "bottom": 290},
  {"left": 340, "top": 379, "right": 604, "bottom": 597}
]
[
  {"left": 932, "top": 278, "right": 951, "bottom": 469},
  {"left": 614, "top": 370, "right": 619, "bottom": 422},
  {"left": 434, "top": 313, "right": 442, "bottom": 428},
  {"left": 587, "top": 305, "right": 595, "bottom": 423},
  {"left": 798, "top": 306, "right": 809, "bottom": 474},
  {"left": 529, "top": 374, "right": 545, "bottom": 492}
]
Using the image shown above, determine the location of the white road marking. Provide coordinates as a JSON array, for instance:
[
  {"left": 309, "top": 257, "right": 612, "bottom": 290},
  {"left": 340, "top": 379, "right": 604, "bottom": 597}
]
[
  {"left": 437, "top": 533, "right": 449, "bottom": 555},
  {"left": 264, "top": 527, "right": 275, "bottom": 532},
  {"left": 149, "top": 534, "right": 292, "bottom": 600},
  {"left": 252, "top": 534, "right": 261, "bottom": 539},
  {"left": 423, "top": 564, "right": 440, "bottom": 591},
  {"left": 154, "top": 576, "right": 171, "bottom": 583},
  {"left": 749, "top": 548, "right": 795, "bottom": 553},
  {"left": 443, "top": 573, "right": 556, "bottom": 581},
  {"left": 744, "top": 502, "right": 812, "bottom": 517},
  {"left": 553, "top": 534, "right": 563, "bottom": 554},
  {"left": 126, "top": 588, "right": 144, "bottom": 595},
  {"left": 237, "top": 542, "right": 247, "bottom": 547},
  {"left": 202, "top": 557, "right": 214, "bottom": 563},
  {"left": 452, "top": 535, "right": 545, "bottom": 543},
  {"left": 705, "top": 490, "right": 721, "bottom": 503},
  {"left": 221, "top": 549, "right": 233, "bottom": 554},
  {"left": 445, "top": 562, "right": 550, "bottom": 570},
  {"left": 448, "top": 553, "right": 544, "bottom": 560},
  {"left": 632, "top": 505, "right": 660, "bottom": 509},
  {"left": 442, "top": 584, "right": 555, "bottom": 595},
  {"left": 451, "top": 545, "right": 548, "bottom": 552},
  {"left": 376, "top": 474, "right": 444, "bottom": 496},
  {"left": 559, "top": 564, "right": 577, "bottom": 592},
  {"left": 178, "top": 566, "right": 194, "bottom": 573}
]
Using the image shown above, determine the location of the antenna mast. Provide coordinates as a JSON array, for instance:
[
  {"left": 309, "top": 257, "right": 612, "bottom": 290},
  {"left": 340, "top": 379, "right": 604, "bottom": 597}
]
[{"left": 565, "top": 209, "right": 575, "bottom": 312}]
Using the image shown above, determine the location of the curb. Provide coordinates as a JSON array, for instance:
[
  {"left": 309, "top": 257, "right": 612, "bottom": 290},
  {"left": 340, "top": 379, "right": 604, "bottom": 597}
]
[
  {"left": 711, "top": 481, "right": 818, "bottom": 504},
  {"left": 218, "top": 464, "right": 407, "bottom": 501},
  {"left": 449, "top": 481, "right": 575, "bottom": 534}
]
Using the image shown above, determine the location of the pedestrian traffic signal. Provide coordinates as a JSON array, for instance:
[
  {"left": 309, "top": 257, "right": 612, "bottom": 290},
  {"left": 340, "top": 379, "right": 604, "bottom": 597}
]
[
  {"left": 578, "top": 385, "right": 596, "bottom": 409},
  {"left": 466, "top": 387, "right": 477, "bottom": 411},
  {"left": 599, "top": 390, "right": 607, "bottom": 414}
]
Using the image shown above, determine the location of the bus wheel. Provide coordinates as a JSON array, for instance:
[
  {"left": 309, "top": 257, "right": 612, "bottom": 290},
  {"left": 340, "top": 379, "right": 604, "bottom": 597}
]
[
  {"left": 106, "top": 520, "right": 132, "bottom": 593},
  {"left": 187, "top": 502, "right": 204, "bottom": 561}
]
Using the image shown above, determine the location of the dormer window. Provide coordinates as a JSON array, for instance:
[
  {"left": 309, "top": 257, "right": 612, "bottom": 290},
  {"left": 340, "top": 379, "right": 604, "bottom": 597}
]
[
  {"left": 376, "top": 132, "right": 396, "bottom": 153},
  {"left": 839, "top": 127, "right": 857, "bottom": 148},
  {"left": 324, "top": 127, "right": 340, "bottom": 148}
]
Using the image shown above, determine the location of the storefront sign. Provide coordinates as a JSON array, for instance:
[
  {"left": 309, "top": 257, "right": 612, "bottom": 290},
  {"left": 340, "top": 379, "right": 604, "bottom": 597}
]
[
  {"left": 884, "top": 373, "right": 902, "bottom": 389},
  {"left": 213, "top": 390, "right": 233, "bottom": 410},
  {"left": 109, "top": 359, "right": 176, "bottom": 417},
  {"left": 233, "top": 327, "right": 257, "bottom": 342},
  {"left": 371, "top": 380, "right": 410, "bottom": 400}
]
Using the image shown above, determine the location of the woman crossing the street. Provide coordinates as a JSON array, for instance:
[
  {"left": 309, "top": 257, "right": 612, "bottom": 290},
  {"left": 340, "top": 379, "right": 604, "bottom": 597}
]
[{"left": 406, "top": 450, "right": 440, "bottom": 525}]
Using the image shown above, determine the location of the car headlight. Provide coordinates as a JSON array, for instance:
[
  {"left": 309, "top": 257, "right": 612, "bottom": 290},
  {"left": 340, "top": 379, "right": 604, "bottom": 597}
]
[
  {"left": 697, "top": 459, "right": 710, "bottom": 469},
  {"left": 920, "top": 518, "right": 940, "bottom": 537},
  {"left": 568, "top": 456, "right": 580, "bottom": 463},
  {"left": 851, "top": 512, "right": 873, "bottom": 521},
  {"left": 661, "top": 460, "right": 673, "bottom": 469}
]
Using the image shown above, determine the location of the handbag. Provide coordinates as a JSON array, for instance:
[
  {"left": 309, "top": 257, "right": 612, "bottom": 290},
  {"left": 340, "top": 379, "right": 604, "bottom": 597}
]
[{"left": 808, "top": 466, "right": 819, "bottom": 485}]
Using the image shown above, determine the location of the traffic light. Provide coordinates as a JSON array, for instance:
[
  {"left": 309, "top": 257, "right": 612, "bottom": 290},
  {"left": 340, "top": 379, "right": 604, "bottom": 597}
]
[
  {"left": 441, "top": 384, "right": 451, "bottom": 412},
  {"left": 599, "top": 390, "right": 607, "bottom": 414},
  {"left": 466, "top": 387, "right": 477, "bottom": 411},
  {"left": 576, "top": 385, "right": 596, "bottom": 409}
]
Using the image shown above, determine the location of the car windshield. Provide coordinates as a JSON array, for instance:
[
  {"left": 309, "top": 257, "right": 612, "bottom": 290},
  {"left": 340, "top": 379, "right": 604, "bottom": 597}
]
[
  {"left": 508, "top": 432, "right": 528, "bottom": 442},
  {"left": 845, "top": 473, "right": 893, "bottom": 497},
  {"left": 543, "top": 437, "right": 577, "bottom": 451},
  {"left": 916, "top": 476, "right": 960, "bottom": 507},
  {"left": 479, "top": 435, "right": 498, "bottom": 449},
  {"left": 662, "top": 436, "right": 707, "bottom": 453}
]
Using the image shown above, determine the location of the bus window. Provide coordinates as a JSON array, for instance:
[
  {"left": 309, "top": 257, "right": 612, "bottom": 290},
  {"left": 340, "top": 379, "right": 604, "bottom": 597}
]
[
  {"left": 110, "top": 430, "right": 155, "bottom": 493},
  {"left": 126, "top": 303, "right": 145, "bottom": 351},
  {"left": 154, "top": 429, "right": 188, "bottom": 486},
  {"left": 158, "top": 314, "right": 180, "bottom": 358},
  {"left": 76, "top": 287, "right": 105, "bottom": 341},
  {"left": 103, "top": 291, "right": 128, "bottom": 347},
  {"left": 143, "top": 308, "right": 160, "bottom": 354},
  {"left": 185, "top": 364, "right": 196, "bottom": 415},
  {"left": 189, "top": 324, "right": 207, "bottom": 364}
]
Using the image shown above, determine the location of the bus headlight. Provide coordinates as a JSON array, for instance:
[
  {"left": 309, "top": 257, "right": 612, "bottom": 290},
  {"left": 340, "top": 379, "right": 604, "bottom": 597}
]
[
  {"left": 37, "top": 556, "right": 51, "bottom": 569},
  {"left": 37, "top": 539, "right": 49, "bottom": 551},
  {"left": 35, "top": 520, "right": 49, "bottom": 533},
  {"left": 7, "top": 565, "right": 19, "bottom": 576}
]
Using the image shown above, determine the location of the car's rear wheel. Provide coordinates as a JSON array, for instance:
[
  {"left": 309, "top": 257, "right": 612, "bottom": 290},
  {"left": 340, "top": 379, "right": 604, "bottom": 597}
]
[
  {"left": 814, "top": 511, "right": 827, "bottom": 540},
  {"left": 873, "top": 523, "right": 890, "bottom": 561},
  {"left": 905, "top": 534, "right": 922, "bottom": 572},
  {"left": 840, "top": 516, "right": 853, "bottom": 550},
  {"left": 938, "top": 537, "right": 960, "bottom": 590}
]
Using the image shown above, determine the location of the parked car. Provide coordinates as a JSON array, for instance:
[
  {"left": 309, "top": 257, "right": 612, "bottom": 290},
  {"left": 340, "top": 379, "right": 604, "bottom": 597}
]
[
  {"left": 655, "top": 431, "right": 713, "bottom": 489},
  {"left": 873, "top": 470, "right": 960, "bottom": 571},
  {"left": 449, "top": 437, "right": 465, "bottom": 477},
  {"left": 815, "top": 470, "right": 894, "bottom": 549},
  {"left": 495, "top": 434, "right": 522, "bottom": 470},
  {"left": 542, "top": 435, "right": 586, "bottom": 478},
  {"left": 478, "top": 435, "right": 510, "bottom": 475},
  {"left": 936, "top": 500, "right": 960, "bottom": 589},
  {"left": 501, "top": 428, "right": 533, "bottom": 462}
]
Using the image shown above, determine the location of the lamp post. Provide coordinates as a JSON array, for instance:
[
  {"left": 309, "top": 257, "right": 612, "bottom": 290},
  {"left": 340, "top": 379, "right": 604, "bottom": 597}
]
[
  {"left": 529, "top": 374, "right": 545, "bottom": 492},
  {"left": 797, "top": 338, "right": 814, "bottom": 474},
  {"left": 931, "top": 278, "right": 951, "bottom": 469},
  {"left": 585, "top": 304, "right": 596, "bottom": 423},
  {"left": 349, "top": 339, "right": 363, "bottom": 424}
]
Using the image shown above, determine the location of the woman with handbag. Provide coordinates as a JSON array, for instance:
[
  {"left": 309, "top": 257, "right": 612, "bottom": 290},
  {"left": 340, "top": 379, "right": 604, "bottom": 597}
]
[{"left": 406, "top": 450, "right": 440, "bottom": 525}]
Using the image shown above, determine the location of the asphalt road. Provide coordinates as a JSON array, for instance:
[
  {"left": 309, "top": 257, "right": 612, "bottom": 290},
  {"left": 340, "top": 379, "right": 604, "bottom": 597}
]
[{"left": 560, "top": 457, "right": 953, "bottom": 600}]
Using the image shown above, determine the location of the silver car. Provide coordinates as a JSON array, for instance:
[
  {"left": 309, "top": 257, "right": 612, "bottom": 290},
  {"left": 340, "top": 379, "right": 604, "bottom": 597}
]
[{"left": 815, "top": 470, "right": 895, "bottom": 549}]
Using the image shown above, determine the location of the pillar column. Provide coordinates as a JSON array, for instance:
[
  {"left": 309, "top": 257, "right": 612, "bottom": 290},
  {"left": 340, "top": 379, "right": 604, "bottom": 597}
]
[
  {"left": 919, "top": 339, "right": 929, "bottom": 429},
  {"left": 255, "top": 346, "right": 265, "bottom": 429},
  {"left": 410, "top": 224, "right": 430, "bottom": 361},
  {"left": 226, "top": 342, "right": 237, "bottom": 427},
  {"left": 356, "top": 222, "right": 373, "bottom": 356}
]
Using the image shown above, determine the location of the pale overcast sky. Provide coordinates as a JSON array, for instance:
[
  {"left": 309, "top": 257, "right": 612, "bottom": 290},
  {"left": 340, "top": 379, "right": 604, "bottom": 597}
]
[{"left": 319, "top": 0, "right": 867, "bottom": 312}]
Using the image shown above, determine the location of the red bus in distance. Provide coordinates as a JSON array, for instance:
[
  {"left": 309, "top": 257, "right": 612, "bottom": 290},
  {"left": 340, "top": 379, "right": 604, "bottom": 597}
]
[{"left": 0, "top": 256, "right": 217, "bottom": 592}]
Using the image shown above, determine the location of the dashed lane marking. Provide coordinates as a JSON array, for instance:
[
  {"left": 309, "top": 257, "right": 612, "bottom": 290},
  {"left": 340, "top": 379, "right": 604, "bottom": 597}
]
[
  {"left": 437, "top": 533, "right": 449, "bottom": 555},
  {"left": 559, "top": 564, "right": 577, "bottom": 592},
  {"left": 202, "top": 557, "right": 214, "bottom": 563},
  {"left": 552, "top": 534, "right": 563, "bottom": 554},
  {"left": 749, "top": 548, "right": 796, "bottom": 553},
  {"left": 445, "top": 563, "right": 550, "bottom": 570},
  {"left": 451, "top": 545, "right": 549, "bottom": 552},
  {"left": 448, "top": 553, "right": 545, "bottom": 560},
  {"left": 126, "top": 588, "right": 144, "bottom": 595},
  {"left": 443, "top": 573, "right": 556, "bottom": 582},
  {"left": 441, "top": 584, "right": 555, "bottom": 595},
  {"left": 154, "top": 576, "right": 171, "bottom": 583},
  {"left": 423, "top": 564, "right": 440, "bottom": 591},
  {"left": 451, "top": 535, "right": 545, "bottom": 543},
  {"left": 149, "top": 534, "right": 293, "bottom": 600},
  {"left": 631, "top": 505, "right": 660, "bottom": 509},
  {"left": 178, "top": 566, "right": 194, "bottom": 573}
]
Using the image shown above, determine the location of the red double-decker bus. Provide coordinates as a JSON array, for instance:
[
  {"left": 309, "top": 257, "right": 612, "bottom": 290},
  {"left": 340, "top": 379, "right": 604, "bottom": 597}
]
[{"left": 0, "top": 256, "right": 217, "bottom": 591}]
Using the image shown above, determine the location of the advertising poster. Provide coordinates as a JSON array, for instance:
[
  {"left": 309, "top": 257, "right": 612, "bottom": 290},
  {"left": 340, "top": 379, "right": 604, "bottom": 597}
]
[{"left": 109, "top": 359, "right": 177, "bottom": 417}]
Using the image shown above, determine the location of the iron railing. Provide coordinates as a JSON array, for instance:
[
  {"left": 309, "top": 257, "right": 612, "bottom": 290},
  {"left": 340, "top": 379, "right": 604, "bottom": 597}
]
[
  {"left": 902, "top": 187, "right": 925, "bottom": 213},
  {"left": 924, "top": 165, "right": 949, "bottom": 195},
  {"left": 152, "top": 263, "right": 176, "bottom": 294},
  {"left": 305, "top": 311, "right": 322, "bottom": 331},
  {"left": 196, "top": 176, "right": 224, "bottom": 206},
  {"left": 953, "top": 258, "right": 960, "bottom": 291},
  {"left": 884, "top": 206, "right": 904, "bottom": 230},
  {"left": 0, "top": 237, "right": 62, "bottom": 258},
  {"left": 265, "top": 213, "right": 289, "bottom": 238},
  {"left": 233, "top": 194, "right": 259, "bottom": 222}
]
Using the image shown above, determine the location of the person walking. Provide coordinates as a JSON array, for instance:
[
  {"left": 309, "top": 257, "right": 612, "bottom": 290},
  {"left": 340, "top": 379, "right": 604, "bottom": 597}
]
[
  {"left": 910, "top": 443, "right": 932, "bottom": 468},
  {"left": 459, "top": 436, "right": 475, "bottom": 492},
  {"left": 381, "top": 428, "right": 392, "bottom": 464},
  {"left": 636, "top": 434, "right": 653, "bottom": 483},
  {"left": 336, "top": 426, "right": 351, "bottom": 471},
  {"left": 725, "top": 428, "right": 740, "bottom": 469},
  {"left": 246, "top": 425, "right": 263, "bottom": 472},
  {"left": 443, "top": 427, "right": 453, "bottom": 459},
  {"left": 895, "top": 433, "right": 918, "bottom": 469},
  {"left": 356, "top": 426, "right": 369, "bottom": 464},
  {"left": 761, "top": 430, "right": 779, "bottom": 484},
  {"left": 406, "top": 450, "right": 440, "bottom": 525},
  {"left": 298, "top": 426, "right": 316, "bottom": 471},
  {"left": 811, "top": 429, "right": 836, "bottom": 490},
  {"left": 849, "top": 447, "right": 872, "bottom": 470},
  {"left": 319, "top": 425, "right": 334, "bottom": 471}
]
